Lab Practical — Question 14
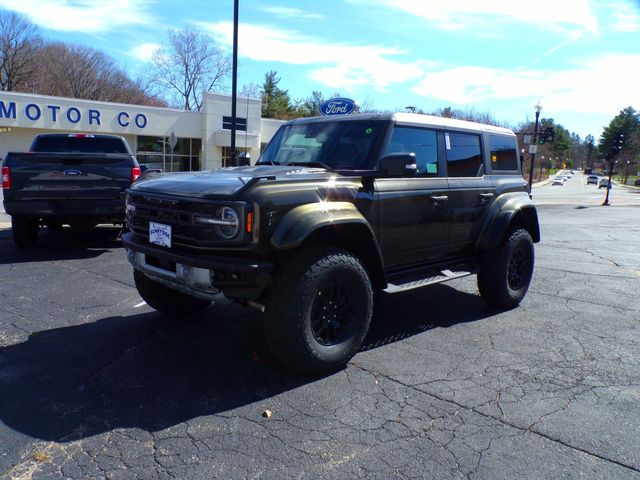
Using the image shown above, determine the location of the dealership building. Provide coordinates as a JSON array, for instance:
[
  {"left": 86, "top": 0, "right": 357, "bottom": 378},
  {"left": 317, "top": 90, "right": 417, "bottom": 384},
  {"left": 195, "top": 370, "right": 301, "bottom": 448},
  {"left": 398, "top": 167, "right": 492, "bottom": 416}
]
[{"left": 0, "top": 91, "right": 285, "bottom": 171}]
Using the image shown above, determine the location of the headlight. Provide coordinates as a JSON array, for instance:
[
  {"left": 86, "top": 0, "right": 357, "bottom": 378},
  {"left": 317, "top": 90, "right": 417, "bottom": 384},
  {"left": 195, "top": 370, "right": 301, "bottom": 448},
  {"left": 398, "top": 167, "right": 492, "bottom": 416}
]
[{"left": 195, "top": 206, "right": 240, "bottom": 239}]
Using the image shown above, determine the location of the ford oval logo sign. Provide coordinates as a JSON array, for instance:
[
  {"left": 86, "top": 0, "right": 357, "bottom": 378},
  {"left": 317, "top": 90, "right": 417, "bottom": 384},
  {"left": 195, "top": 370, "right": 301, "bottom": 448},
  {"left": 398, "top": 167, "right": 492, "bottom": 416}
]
[
  {"left": 319, "top": 98, "right": 357, "bottom": 116},
  {"left": 63, "top": 169, "right": 82, "bottom": 176}
]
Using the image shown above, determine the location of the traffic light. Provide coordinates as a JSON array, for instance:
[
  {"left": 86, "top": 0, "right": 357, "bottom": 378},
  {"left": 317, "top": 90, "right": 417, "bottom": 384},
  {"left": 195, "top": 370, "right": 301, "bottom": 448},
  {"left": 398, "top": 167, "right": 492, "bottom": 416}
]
[
  {"left": 611, "top": 131, "right": 624, "bottom": 155},
  {"left": 544, "top": 127, "right": 554, "bottom": 143},
  {"left": 538, "top": 127, "right": 554, "bottom": 144}
]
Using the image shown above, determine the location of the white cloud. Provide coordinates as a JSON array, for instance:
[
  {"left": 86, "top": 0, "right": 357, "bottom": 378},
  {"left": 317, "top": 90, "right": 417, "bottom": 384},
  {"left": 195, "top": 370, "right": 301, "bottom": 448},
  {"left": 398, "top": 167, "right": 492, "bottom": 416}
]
[
  {"left": 261, "top": 6, "right": 323, "bottom": 20},
  {"left": 411, "top": 54, "right": 640, "bottom": 116},
  {"left": 0, "top": 0, "right": 153, "bottom": 32},
  {"left": 609, "top": 2, "right": 640, "bottom": 32},
  {"left": 203, "top": 22, "right": 424, "bottom": 91},
  {"left": 360, "top": 0, "right": 599, "bottom": 35},
  {"left": 130, "top": 42, "right": 161, "bottom": 62}
]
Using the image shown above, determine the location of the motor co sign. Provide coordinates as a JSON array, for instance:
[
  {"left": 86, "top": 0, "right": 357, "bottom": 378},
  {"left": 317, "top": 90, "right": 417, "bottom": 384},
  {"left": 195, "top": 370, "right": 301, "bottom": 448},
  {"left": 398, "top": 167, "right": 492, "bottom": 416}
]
[{"left": 0, "top": 100, "right": 148, "bottom": 129}]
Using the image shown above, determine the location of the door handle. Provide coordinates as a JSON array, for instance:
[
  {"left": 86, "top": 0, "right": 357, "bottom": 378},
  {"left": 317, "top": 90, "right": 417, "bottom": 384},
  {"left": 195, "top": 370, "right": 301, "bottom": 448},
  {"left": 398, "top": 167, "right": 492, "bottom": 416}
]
[
  {"left": 430, "top": 195, "right": 449, "bottom": 204},
  {"left": 479, "top": 193, "right": 494, "bottom": 204}
]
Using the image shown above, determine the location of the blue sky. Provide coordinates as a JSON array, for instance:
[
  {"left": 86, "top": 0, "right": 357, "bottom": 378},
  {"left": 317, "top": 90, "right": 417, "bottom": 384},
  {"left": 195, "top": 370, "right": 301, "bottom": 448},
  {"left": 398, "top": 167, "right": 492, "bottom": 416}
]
[{"left": 1, "top": 0, "right": 639, "bottom": 139}]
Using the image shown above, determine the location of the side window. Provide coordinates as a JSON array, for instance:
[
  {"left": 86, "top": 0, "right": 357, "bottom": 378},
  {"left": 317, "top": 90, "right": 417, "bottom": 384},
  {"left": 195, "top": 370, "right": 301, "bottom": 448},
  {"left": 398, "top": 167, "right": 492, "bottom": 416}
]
[
  {"left": 445, "top": 132, "right": 482, "bottom": 177},
  {"left": 385, "top": 127, "right": 438, "bottom": 177},
  {"left": 489, "top": 135, "right": 518, "bottom": 171}
]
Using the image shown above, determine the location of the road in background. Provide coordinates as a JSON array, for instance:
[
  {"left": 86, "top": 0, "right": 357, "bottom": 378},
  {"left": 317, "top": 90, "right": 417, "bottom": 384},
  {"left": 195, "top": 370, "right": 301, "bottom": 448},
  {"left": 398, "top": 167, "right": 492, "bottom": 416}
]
[
  {"left": 1, "top": 180, "right": 639, "bottom": 479},
  {"left": 534, "top": 171, "right": 640, "bottom": 206}
]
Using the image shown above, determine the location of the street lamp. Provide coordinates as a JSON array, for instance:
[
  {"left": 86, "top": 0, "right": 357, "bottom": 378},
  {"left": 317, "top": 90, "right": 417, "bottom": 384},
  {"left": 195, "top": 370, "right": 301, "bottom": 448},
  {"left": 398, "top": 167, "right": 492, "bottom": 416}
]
[{"left": 528, "top": 101, "right": 542, "bottom": 192}]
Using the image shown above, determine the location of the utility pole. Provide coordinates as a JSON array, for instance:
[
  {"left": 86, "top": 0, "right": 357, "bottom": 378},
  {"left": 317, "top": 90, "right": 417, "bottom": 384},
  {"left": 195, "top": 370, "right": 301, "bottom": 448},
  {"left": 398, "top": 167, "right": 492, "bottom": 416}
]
[{"left": 230, "top": 0, "right": 239, "bottom": 167}]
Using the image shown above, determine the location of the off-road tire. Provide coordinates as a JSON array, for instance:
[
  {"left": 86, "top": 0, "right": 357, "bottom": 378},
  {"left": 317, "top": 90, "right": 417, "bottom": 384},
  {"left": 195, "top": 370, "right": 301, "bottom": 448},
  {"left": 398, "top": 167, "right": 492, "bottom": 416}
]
[
  {"left": 133, "top": 270, "right": 211, "bottom": 315},
  {"left": 264, "top": 247, "right": 373, "bottom": 375},
  {"left": 477, "top": 228, "right": 534, "bottom": 309},
  {"left": 12, "top": 215, "right": 39, "bottom": 248}
]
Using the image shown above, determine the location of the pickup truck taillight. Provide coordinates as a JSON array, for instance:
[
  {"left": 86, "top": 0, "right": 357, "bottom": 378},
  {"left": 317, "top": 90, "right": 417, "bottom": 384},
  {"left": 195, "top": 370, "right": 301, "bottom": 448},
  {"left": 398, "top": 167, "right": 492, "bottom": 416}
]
[
  {"left": 1, "top": 166, "right": 9, "bottom": 189},
  {"left": 131, "top": 166, "right": 141, "bottom": 182}
]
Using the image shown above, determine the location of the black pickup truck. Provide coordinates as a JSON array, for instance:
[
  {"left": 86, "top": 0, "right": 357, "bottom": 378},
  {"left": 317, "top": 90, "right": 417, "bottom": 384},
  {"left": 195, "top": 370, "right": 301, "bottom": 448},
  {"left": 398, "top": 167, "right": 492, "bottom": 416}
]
[
  {"left": 123, "top": 113, "right": 540, "bottom": 374},
  {"left": 2, "top": 133, "right": 140, "bottom": 247}
]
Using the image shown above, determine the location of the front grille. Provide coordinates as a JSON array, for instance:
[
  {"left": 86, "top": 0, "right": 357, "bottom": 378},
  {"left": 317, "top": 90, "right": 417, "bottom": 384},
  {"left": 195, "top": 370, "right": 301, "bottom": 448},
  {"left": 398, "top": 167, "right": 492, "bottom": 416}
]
[{"left": 127, "top": 193, "right": 244, "bottom": 249}]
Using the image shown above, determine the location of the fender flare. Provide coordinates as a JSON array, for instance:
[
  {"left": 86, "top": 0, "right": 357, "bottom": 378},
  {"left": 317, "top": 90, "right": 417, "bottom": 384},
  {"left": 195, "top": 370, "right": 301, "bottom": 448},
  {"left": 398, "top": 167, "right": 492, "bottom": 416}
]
[
  {"left": 271, "top": 202, "right": 375, "bottom": 250},
  {"left": 476, "top": 193, "right": 540, "bottom": 251}
]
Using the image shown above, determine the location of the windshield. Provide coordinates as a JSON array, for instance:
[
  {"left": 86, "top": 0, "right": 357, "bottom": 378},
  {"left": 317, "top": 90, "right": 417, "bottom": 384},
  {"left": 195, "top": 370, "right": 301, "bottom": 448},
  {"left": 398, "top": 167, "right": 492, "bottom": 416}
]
[{"left": 257, "top": 120, "right": 387, "bottom": 170}]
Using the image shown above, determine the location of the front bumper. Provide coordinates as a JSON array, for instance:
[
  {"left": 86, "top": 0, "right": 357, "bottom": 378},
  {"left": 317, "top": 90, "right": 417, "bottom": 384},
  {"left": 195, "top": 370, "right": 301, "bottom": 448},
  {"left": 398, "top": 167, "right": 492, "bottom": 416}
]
[{"left": 122, "top": 232, "right": 273, "bottom": 300}]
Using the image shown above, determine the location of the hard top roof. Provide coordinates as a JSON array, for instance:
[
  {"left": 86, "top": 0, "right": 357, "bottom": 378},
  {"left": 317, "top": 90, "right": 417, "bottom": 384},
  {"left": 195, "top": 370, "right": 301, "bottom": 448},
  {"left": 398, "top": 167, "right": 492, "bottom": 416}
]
[{"left": 286, "top": 112, "right": 515, "bottom": 135}]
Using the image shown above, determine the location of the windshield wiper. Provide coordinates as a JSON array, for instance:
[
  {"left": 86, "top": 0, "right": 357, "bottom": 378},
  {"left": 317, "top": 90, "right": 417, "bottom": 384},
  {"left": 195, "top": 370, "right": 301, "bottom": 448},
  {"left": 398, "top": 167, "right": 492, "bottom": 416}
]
[
  {"left": 255, "top": 160, "right": 280, "bottom": 165},
  {"left": 285, "top": 161, "right": 332, "bottom": 170}
]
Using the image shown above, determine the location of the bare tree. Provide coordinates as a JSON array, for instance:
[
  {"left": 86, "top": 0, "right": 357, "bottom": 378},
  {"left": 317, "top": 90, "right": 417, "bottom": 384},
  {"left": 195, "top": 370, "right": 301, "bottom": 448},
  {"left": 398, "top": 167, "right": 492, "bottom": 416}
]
[
  {"left": 28, "top": 41, "right": 165, "bottom": 106},
  {"left": 150, "top": 27, "right": 232, "bottom": 111},
  {"left": 0, "top": 11, "right": 41, "bottom": 91}
]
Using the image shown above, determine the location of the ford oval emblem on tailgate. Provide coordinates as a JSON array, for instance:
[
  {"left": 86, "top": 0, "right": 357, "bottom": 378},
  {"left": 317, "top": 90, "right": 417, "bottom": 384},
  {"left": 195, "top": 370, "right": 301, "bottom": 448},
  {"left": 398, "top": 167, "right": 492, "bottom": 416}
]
[{"left": 63, "top": 169, "right": 82, "bottom": 176}]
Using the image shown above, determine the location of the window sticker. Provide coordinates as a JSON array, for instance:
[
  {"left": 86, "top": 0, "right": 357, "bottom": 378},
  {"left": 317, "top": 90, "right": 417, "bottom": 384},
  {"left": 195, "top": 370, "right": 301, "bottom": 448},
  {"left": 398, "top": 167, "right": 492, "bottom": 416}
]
[
  {"left": 426, "top": 163, "right": 437, "bottom": 174},
  {"left": 445, "top": 133, "right": 451, "bottom": 150},
  {"left": 365, "top": 128, "right": 373, "bottom": 134}
]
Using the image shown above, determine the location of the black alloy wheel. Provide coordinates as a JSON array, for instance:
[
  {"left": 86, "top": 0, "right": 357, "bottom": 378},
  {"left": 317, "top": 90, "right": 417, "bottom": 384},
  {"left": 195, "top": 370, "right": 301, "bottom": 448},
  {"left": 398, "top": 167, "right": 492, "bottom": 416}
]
[
  {"left": 311, "top": 278, "right": 359, "bottom": 346},
  {"left": 507, "top": 245, "right": 532, "bottom": 291}
]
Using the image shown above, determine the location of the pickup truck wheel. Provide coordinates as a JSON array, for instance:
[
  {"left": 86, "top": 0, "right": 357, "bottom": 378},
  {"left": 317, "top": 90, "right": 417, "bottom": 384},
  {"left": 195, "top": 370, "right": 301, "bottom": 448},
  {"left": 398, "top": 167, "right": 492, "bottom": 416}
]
[
  {"left": 264, "top": 247, "right": 373, "bottom": 375},
  {"left": 133, "top": 270, "right": 211, "bottom": 315},
  {"left": 478, "top": 228, "right": 534, "bottom": 309},
  {"left": 12, "top": 216, "right": 39, "bottom": 248}
]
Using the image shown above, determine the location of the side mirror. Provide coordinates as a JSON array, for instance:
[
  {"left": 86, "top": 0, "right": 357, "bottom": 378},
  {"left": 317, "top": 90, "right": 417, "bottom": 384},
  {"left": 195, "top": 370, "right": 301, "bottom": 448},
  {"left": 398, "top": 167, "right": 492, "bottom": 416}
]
[{"left": 378, "top": 153, "right": 417, "bottom": 177}]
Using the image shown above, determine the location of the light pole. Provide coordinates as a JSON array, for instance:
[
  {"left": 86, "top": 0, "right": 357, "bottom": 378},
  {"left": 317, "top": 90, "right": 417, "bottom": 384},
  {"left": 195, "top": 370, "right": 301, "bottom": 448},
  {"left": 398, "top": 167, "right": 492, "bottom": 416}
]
[
  {"left": 230, "top": 0, "right": 239, "bottom": 166},
  {"left": 527, "top": 101, "right": 542, "bottom": 192}
]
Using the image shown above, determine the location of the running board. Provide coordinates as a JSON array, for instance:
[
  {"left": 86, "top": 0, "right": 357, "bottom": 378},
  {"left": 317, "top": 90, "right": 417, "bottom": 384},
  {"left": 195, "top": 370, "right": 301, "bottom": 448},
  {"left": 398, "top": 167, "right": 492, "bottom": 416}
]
[{"left": 384, "top": 264, "right": 479, "bottom": 294}]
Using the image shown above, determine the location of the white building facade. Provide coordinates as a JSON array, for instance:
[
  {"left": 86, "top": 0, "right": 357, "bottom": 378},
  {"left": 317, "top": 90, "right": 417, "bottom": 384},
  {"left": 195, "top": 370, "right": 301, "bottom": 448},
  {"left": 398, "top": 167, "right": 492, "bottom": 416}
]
[{"left": 0, "top": 91, "right": 285, "bottom": 170}]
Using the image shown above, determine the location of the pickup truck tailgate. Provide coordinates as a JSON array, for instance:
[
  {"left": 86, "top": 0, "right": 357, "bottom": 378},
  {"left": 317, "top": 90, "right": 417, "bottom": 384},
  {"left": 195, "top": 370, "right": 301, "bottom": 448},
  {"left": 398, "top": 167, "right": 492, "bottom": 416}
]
[{"left": 7, "top": 152, "right": 134, "bottom": 201}]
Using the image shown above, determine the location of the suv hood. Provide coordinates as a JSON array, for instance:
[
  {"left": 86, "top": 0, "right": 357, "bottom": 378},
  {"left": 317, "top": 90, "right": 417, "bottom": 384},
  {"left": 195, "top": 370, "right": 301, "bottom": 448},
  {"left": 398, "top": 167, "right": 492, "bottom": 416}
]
[{"left": 130, "top": 165, "right": 335, "bottom": 198}]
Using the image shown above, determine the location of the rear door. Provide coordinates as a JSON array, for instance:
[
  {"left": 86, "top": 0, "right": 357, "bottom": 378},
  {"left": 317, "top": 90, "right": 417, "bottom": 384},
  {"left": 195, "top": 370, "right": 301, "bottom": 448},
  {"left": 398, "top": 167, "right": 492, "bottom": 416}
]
[
  {"left": 375, "top": 126, "right": 451, "bottom": 268},
  {"left": 444, "top": 131, "right": 497, "bottom": 254}
]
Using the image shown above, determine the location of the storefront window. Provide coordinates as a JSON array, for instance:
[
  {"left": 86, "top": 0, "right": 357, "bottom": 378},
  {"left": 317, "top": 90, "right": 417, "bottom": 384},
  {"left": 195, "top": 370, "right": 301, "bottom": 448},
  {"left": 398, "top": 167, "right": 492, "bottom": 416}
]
[
  {"left": 136, "top": 136, "right": 201, "bottom": 172},
  {"left": 221, "top": 147, "right": 249, "bottom": 167}
]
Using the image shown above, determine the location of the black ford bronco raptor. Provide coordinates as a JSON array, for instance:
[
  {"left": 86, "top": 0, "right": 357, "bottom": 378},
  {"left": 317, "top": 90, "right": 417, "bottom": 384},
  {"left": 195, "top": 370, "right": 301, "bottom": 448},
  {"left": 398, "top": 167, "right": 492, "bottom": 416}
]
[{"left": 122, "top": 113, "right": 539, "bottom": 374}]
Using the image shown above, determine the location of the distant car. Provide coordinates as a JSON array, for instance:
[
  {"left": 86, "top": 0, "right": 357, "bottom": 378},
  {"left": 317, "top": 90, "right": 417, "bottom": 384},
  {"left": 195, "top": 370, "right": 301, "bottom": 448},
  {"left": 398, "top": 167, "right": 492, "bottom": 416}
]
[
  {"left": 634, "top": 179, "right": 640, "bottom": 186},
  {"left": 587, "top": 175, "right": 598, "bottom": 185},
  {"left": 139, "top": 164, "right": 163, "bottom": 174},
  {"left": 598, "top": 178, "right": 611, "bottom": 189},
  {"left": 552, "top": 177, "right": 565, "bottom": 186}
]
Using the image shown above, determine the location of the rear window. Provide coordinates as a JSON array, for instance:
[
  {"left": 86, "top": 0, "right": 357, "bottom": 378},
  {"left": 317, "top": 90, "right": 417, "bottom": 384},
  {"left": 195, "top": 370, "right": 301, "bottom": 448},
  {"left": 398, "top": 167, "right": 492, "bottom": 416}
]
[
  {"left": 445, "top": 132, "right": 483, "bottom": 177},
  {"left": 489, "top": 135, "right": 518, "bottom": 171},
  {"left": 31, "top": 136, "right": 129, "bottom": 154}
]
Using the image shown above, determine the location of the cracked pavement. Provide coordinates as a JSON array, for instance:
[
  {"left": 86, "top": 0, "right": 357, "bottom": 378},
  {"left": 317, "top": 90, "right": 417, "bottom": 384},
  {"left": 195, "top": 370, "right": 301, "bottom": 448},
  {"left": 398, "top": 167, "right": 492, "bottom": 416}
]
[{"left": 1, "top": 201, "right": 639, "bottom": 479}]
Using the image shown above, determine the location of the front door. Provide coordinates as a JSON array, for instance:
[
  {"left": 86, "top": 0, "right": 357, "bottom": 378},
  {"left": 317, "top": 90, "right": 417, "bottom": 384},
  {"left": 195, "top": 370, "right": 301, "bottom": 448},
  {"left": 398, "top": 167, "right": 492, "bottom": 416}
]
[{"left": 375, "top": 126, "right": 451, "bottom": 268}]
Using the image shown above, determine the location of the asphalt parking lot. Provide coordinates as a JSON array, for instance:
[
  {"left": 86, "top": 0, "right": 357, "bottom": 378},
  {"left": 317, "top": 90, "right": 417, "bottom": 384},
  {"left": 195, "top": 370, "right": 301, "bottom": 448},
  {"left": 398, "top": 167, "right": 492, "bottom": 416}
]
[{"left": 1, "top": 176, "right": 640, "bottom": 479}]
